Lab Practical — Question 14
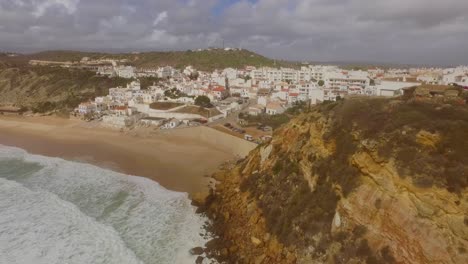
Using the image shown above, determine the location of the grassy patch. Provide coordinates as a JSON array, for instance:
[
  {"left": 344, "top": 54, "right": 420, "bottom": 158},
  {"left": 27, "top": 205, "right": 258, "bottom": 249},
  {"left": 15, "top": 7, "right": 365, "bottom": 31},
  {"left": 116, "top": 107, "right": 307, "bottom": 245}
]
[
  {"left": 318, "top": 98, "right": 468, "bottom": 194},
  {"left": 149, "top": 101, "right": 184, "bottom": 110},
  {"left": 175, "top": 105, "right": 222, "bottom": 118}
]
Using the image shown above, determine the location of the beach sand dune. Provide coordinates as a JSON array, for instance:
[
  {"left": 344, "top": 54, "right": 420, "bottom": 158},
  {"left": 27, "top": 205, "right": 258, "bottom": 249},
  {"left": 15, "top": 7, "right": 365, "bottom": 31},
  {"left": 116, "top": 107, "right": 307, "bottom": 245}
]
[{"left": 0, "top": 116, "right": 256, "bottom": 194}]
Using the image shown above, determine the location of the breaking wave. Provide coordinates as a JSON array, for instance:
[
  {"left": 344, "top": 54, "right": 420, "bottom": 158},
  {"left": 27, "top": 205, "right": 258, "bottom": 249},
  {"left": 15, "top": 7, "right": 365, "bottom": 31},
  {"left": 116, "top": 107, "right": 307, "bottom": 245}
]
[{"left": 0, "top": 145, "right": 208, "bottom": 264}]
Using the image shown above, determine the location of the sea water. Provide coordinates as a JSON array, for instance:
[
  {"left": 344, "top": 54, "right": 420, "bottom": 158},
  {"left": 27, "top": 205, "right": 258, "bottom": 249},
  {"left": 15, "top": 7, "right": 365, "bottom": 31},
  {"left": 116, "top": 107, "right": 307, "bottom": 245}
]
[{"left": 0, "top": 145, "right": 209, "bottom": 264}]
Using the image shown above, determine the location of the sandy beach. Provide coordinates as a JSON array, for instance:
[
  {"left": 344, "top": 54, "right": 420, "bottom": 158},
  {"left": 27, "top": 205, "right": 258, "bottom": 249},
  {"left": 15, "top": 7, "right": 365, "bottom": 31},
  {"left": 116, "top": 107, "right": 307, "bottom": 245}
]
[{"left": 0, "top": 115, "right": 256, "bottom": 194}]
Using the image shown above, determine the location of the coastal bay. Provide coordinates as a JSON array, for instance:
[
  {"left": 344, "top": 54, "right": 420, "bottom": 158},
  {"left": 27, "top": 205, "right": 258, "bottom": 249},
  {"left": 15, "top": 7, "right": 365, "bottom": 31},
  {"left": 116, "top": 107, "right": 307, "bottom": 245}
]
[{"left": 0, "top": 115, "right": 256, "bottom": 194}]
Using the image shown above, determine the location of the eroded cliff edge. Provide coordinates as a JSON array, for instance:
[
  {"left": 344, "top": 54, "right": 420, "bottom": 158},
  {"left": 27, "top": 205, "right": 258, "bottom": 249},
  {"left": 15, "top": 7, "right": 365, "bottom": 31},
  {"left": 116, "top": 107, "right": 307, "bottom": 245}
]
[{"left": 201, "top": 96, "right": 468, "bottom": 264}]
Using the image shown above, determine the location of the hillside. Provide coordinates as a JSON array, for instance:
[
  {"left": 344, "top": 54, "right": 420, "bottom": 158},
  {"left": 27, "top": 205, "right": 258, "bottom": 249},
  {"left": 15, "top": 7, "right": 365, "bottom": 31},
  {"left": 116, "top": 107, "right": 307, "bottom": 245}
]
[
  {"left": 0, "top": 49, "right": 296, "bottom": 112},
  {"left": 9, "top": 49, "right": 294, "bottom": 71},
  {"left": 199, "top": 95, "right": 468, "bottom": 263},
  {"left": 0, "top": 66, "right": 128, "bottom": 113}
]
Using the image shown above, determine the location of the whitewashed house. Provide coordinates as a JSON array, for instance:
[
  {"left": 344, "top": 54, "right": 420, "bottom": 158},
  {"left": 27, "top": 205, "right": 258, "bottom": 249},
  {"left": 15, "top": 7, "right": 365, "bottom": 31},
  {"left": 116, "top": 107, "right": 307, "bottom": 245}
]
[
  {"left": 77, "top": 102, "right": 97, "bottom": 115},
  {"left": 266, "top": 102, "right": 285, "bottom": 115},
  {"left": 309, "top": 87, "right": 325, "bottom": 104},
  {"left": 116, "top": 66, "right": 136, "bottom": 79},
  {"left": 375, "top": 81, "right": 421, "bottom": 97},
  {"left": 162, "top": 119, "right": 181, "bottom": 129},
  {"left": 257, "top": 96, "right": 269, "bottom": 106},
  {"left": 156, "top": 66, "right": 173, "bottom": 78},
  {"left": 248, "top": 105, "right": 265, "bottom": 116}
]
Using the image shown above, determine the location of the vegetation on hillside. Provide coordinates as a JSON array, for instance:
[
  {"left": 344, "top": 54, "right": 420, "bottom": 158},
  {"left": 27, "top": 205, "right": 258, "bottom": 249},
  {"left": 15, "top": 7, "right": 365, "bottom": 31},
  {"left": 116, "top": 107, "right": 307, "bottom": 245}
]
[
  {"left": 0, "top": 65, "right": 128, "bottom": 113},
  {"left": 149, "top": 102, "right": 183, "bottom": 110},
  {"left": 317, "top": 97, "right": 468, "bottom": 193},
  {"left": 194, "top": 95, "right": 213, "bottom": 108},
  {"left": 236, "top": 95, "right": 468, "bottom": 263},
  {"left": 21, "top": 49, "right": 297, "bottom": 71},
  {"left": 163, "top": 88, "right": 187, "bottom": 99},
  {"left": 139, "top": 76, "right": 162, "bottom": 89}
]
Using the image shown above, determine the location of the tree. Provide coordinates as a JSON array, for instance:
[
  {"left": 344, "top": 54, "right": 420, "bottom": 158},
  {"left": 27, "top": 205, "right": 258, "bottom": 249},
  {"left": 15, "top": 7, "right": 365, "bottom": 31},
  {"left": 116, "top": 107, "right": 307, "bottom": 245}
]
[
  {"left": 139, "top": 76, "right": 161, "bottom": 89},
  {"left": 189, "top": 72, "right": 199, "bottom": 80},
  {"left": 164, "top": 88, "right": 186, "bottom": 99},
  {"left": 370, "top": 79, "right": 375, "bottom": 86},
  {"left": 318, "top": 80, "right": 325, "bottom": 87},
  {"left": 195, "top": 95, "right": 213, "bottom": 108}
]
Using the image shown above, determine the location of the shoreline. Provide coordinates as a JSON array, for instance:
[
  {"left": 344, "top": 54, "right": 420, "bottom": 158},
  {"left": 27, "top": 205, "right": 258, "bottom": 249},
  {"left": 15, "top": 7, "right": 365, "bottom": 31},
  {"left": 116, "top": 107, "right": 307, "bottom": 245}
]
[{"left": 0, "top": 115, "right": 256, "bottom": 195}]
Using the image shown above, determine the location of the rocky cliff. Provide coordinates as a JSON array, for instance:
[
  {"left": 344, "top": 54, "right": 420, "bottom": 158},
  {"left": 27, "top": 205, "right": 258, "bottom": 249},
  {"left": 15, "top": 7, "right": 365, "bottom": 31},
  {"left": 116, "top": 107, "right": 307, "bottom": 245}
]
[{"left": 202, "top": 96, "right": 468, "bottom": 264}]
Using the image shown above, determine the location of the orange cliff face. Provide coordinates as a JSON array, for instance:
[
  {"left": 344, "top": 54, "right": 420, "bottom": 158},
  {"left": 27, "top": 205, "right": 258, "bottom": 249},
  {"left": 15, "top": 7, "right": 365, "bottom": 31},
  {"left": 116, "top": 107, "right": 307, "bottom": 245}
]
[{"left": 202, "top": 97, "right": 468, "bottom": 264}]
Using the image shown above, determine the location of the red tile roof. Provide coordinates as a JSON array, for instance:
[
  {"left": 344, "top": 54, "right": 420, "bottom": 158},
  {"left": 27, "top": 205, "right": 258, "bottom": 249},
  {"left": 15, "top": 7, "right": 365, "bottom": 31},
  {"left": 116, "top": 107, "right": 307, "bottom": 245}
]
[{"left": 212, "top": 87, "right": 226, "bottom": 92}]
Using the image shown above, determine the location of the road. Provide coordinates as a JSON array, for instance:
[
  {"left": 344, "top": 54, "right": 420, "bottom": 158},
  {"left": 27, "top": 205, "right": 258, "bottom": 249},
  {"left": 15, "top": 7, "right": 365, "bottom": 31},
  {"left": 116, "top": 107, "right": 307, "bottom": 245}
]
[
  {"left": 209, "top": 98, "right": 253, "bottom": 127},
  {"left": 208, "top": 98, "right": 272, "bottom": 142}
]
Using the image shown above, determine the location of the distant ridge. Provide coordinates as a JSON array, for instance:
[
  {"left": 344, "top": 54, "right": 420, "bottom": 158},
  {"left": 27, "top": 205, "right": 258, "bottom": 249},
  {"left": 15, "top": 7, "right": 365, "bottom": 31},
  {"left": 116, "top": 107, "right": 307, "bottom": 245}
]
[
  {"left": 4, "top": 49, "right": 453, "bottom": 70},
  {"left": 10, "top": 49, "right": 297, "bottom": 71}
]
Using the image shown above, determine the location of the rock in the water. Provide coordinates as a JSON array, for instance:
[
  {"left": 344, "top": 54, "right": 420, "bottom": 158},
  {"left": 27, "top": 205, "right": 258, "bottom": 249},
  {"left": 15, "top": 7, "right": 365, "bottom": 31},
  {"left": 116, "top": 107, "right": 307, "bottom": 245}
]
[
  {"left": 191, "top": 192, "right": 210, "bottom": 207},
  {"left": 190, "top": 247, "right": 205, "bottom": 255},
  {"left": 195, "top": 256, "right": 204, "bottom": 264}
]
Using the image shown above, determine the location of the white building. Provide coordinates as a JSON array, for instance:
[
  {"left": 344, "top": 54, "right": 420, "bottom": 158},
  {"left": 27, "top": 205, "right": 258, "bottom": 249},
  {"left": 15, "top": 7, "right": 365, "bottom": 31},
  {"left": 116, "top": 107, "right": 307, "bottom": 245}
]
[
  {"left": 183, "top": 66, "right": 197, "bottom": 76},
  {"left": 442, "top": 67, "right": 468, "bottom": 85},
  {"left": 157, "top": 66, "right": 173, "bottom": 78},
  {"left": 162, "top": 119, "right": 181, "bottom": 129},
  {"left": 115, "top": 66, "right": 136, "bottom": 79},
  {"left": 281, "top": 68, "right": 298, "bottom": 82},
  {"left": 140, "top": 117, "right": 165, "bottom": 127},
  {"left": 266, "top": 102, "right": 285, "bottom": 115},
  {"left": 223, "top": 68, "right": 238, "bottom": 80},
  {"left": 230, "top": 78, "right": 252, "bottom": 88},
  {"left": 77, "top": 102, "right": 97, "bottom": 115},
  {"left": 324, "top": 70, "right": 370, "bottom": 100},
  {"left": 257, "top": 96, "right": 268, "bottom": 106},
  {"left": 109, "top": 87, "right": 131, "bottom": 103},
  {"left": 97, "top": 66, "right": 115, "bottom": 77},
  {"left": 309, "top": 87, "right": 325, "bottom": 104},
  {"left": 417, "top": 73, "right": 441, "bottom": 84},
  {"left": 375, "top": 81, "right": 421, "bottom": 97},
  {"left": 248, "top": 105, "right": 264, "bottom": 116},
  {"left": 127, "top": 80, "right": 141, "bottom": 90}
]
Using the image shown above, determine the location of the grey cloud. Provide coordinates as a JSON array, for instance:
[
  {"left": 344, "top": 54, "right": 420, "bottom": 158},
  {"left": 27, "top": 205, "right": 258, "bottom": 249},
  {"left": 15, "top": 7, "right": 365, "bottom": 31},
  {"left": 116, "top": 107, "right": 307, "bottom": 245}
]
[{"left": 0, "top": 0, "right": 467, "bottom": 65}]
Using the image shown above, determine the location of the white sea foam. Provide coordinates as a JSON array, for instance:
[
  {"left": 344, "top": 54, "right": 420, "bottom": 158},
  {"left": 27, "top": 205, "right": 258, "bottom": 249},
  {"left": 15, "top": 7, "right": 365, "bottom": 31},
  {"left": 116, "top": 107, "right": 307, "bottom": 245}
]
[{"left": 0, "top": 145, "right": 210, "bottom": 264}]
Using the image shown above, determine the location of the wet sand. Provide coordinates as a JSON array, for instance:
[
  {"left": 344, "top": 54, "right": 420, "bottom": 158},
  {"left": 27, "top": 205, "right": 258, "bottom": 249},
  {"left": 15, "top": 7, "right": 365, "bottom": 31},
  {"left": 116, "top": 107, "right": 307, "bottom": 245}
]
[{"left": 0, "top": 115, "right": 256, "bottom": 194}]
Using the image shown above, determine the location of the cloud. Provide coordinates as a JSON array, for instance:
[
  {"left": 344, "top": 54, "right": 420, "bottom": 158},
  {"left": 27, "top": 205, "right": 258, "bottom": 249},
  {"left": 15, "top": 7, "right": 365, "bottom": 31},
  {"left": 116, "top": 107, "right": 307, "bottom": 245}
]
[
  {"left": 0, "top": 0, "right": 467, "bottom": 65},
  {"left": 33, "top": 0, "right": 80, "bottom": 17},
  {"left": 153, "top": 11, "right": 168, "bottom": 26}
]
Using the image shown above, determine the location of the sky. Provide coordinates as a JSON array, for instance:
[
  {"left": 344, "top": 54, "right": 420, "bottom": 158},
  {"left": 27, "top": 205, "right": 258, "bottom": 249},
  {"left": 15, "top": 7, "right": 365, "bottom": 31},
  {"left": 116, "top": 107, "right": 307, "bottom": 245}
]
[{"left": 1, "top": 0, "right": 467, "bottom": 65}]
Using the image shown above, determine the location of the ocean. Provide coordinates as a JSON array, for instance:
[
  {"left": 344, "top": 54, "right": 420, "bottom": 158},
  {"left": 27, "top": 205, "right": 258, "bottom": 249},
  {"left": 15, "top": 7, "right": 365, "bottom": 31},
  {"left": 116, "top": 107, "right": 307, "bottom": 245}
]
[{"left": 0, "top": 145, "right": 209, "bottom": 264}]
